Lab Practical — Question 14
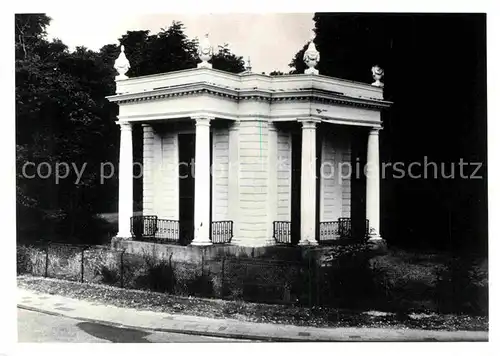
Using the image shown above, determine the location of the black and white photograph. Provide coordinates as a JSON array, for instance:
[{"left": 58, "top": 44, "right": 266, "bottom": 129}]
[{"left": 2, "top": 1, "right": 497, "bottom": 350}]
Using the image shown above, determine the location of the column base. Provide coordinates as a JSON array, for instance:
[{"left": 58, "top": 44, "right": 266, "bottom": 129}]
[
  {"left": 367, "top": 235, "right": 388, "bottom": 255},
  {"left": 298, "top": 239, "right": 318, "bottom": 246},
  {"left": 229, "top": 238, "right": 274, "bottom": 247},
  {"left": 115, "top": 232, "right": 132, "bottom": 239},
  {"left": 190, "top": 240, "right": 213, "bottom": 246},
  {"left": 367, "top": 234, "right": 383, "bottom": 241}
]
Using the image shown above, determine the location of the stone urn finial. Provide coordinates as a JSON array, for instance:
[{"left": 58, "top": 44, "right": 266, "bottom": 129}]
[
  {"left": 198, "top": 33, "right": 213, "bottom": 68},
  {"left": 303, "top": 40, "right": 320, "bottom": 75},
  {"left": 371, "top": 65, "right": 385, "bottom": 88},
  {"left": 114, "top": 45, "right": 130, "bottom": 80}
]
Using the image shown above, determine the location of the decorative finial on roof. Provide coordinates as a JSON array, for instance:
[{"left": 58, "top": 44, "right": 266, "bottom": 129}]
[
  {"left": 114, "top": 45, "right": 130, "bottom": 80},
  {"left": 245, "top": 56, "right": 252, "bottom": 72},
  {"left": 371, "top": 65, "right": 384, "bottom": 88},
  {"left": 303, "top": 39, "right": 320, "bottom": 75},
  {"left": 197, "top": 33, "right": 213, "bottom": 68}
]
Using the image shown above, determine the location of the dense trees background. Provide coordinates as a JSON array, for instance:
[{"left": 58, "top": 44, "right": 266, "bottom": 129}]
[
  {"left": 290, "top": 13, "right": 487, "bottom": 254},
  {"left": 15, "top": 14, "right": 244, "bottom": 244},
  {"left": 16, "top": 13, "right": 487, "bottom": 255}
]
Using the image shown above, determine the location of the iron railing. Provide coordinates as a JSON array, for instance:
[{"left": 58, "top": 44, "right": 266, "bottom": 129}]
[
  {"left": 156, "top": 219, "right": 180, "bottom": 242},
  {"left": 130, "top": 215, "right": 158, "bottom": 238},
  {"left": 273, "top": 221, "right": 292, "bottom": 244},
  {"left": 319, "top": 218, "right": 370, "bottom": 242},
  {"left": 211, "top": 221, "right": 233, "bottom": 244},
  {"left": 130, "top": 216, "right": 179, "bottom": 242},
  {"left": 319, "top": 220, "right": 339, "bottom": 242},
  {"left": 338, "top": 217, "right": 352, "bottom": 238}
]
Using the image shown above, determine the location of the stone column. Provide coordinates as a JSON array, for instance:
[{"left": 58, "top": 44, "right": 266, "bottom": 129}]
[
  {"left": 266, "top": 123, "right": 278, "bottom": 245},
  {"left": 191, "top": 116, "right": 213, "bottom": 246},
  {"left": 142, "top": 124, "right": 154, "bottom": 216},
  {"left": 366, "top": 127, "right": 381, "bottom": 240},
  {"left": 228, "top": 121, "right": 241, "bottom": 243},
  {"left": 298, "top": 119, "right": 320, "bottom": 245},
  {"left": 117, "top": 122, "right": 134, "bottom": 238}
]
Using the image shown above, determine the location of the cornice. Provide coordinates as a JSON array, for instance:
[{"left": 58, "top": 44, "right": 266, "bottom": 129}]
[{"left": 107, "top": 82, "right": 392, "bottom": 110}]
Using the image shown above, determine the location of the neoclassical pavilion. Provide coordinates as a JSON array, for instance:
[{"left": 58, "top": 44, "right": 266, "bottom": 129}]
[{"left": 106, "top": 35, "right": 392, "bottom": 247}]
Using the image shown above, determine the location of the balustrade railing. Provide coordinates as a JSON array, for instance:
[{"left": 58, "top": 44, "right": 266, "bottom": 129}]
[
  {"left": 338, "top": 217, "right": 352, "bottom": 238},
  {"left": 130, "top": 215, "right": 158, "bottom": 238},
  {"left": 273, "top": 221, "right": 292, "bottom": 244},
  {"left": 156, "top": 219, "right": 180, "bottom": 242},
  {"left": 318, "top": 220, "right": 339, "bottom": 242},
  {"left": 130, "top": 216, "right": 369, "bottom": 246},
  {"left": 130, "top": 216, "right": 179, "bottom": 243},
  {"left": 211, "top": 221, "right": 233, "bottom": 244},
  {"left": 319, "top": 218, "right": 371, "bottom": 243}
]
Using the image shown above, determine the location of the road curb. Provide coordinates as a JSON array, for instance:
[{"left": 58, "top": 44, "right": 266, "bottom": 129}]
[{"left": 17, "top": 304, "right": 310, "bottom": 342}]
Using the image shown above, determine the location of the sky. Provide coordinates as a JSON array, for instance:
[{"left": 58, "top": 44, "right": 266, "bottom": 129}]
[{"left": 45, "top": 13, "right": 315, "bottom": 74}]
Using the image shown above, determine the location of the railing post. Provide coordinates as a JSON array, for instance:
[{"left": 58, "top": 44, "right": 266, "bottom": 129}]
[
  {"left": 169, "top": 252, "right": 174, "bottom": 291},
  {"left": 44, "top": 242, "right": 50, "bottom": 278},
  {"left": 201, "top": 250, "right": 205, "bottom": 277},
  {"left": 80, "top": 247, "right": 85, "bottom": 283},
  {"left": 221, "top": 256, "right": 225, "bottom": 297},
  {"left": 316, "top": 261, "right": 320, "bottom": 306},
  {"left": 306, "top": 251, "right": 312, "bottom": 307},
  {"left": 120, "top": 250, "right": 125, "bottom": 288}
]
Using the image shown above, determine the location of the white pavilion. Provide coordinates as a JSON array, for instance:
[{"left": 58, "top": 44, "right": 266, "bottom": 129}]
[{"left": 106, "top": 35, "right": 392, "bottom": 248}]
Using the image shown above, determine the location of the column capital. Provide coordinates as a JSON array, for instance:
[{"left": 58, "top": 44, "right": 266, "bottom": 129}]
[
  {"left": 369, "top": 126, "right": 382, "bottom": 134},
  {"left": 117, "top": 121, "right": 132, "bottom": 131},
  {"left": 192, "top": 115, "right": 214, "bottom": 126},
  {"left": 298, "top": 118, "right": 321, "bottom": 129}
]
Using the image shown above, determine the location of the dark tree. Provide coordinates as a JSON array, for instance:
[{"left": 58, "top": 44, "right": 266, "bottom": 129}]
[
  {"left": 16, "top": 15, "right": 246, "bottom": 244},
  {"left": 211, "top": 43, "right": 245, "bottom": 73},
  {"left": 290, "top": 13, "right": 487, "bottom": 254}
]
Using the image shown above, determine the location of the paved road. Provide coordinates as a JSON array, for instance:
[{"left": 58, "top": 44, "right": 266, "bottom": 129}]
[{"left": 18, "top": 309, "right": 247, "bottom": 343}]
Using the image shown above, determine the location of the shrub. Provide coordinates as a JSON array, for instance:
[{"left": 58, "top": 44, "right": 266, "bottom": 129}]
[
  {"left": 17, "top": 246, "right": 32, "bottom": 274},
  {"left": 436, "top": 257, "right": 488, "bottom": 315},
  {"left": 83, "top": 247, "right": 122, "bottom": 286},
  {"left": 143, "top": 259, "right": 176, "bottom": 293},
  {"left": 17, "top": 245, "right": 46, "bottom": 276},
  {"left": 46, "top": 246, "right": 82, "bottom": 281},
  {"left": 129, "top": 250, "right": 176, "bottom": 293},
  {"left": 219, "top": 257, "right": 304, "bottom": 304},
  {"left": 368, "top": 252, "right": 442, "bottom": 312},
  {"left": 316, "top": 244, "right": 380, "bottom": 309},
  {"left": 172, "top": 262, "right": 199, "bottom": 295},
  {"left": 211, "top": 274, "right": 223, "bottom": 297},
  {"left": 186, "top": 273, "right": 214, "bottom": 296}
]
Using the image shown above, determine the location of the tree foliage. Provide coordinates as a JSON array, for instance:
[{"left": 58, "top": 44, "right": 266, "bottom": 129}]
[
  {"left": 290, "top": 13, "right": 487, "bottom": 254},
  {"left": 16, "top": 15, "right": 245, "bottom": 244}
]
